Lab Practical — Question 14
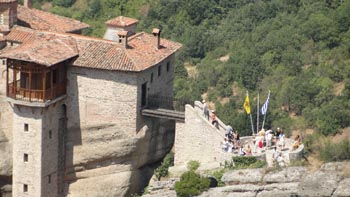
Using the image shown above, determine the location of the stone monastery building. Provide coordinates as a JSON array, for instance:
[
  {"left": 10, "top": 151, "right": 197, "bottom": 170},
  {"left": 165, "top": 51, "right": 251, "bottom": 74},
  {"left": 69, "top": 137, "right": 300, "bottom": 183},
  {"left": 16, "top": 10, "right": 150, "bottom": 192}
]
[{"left": 0, "top": 0, "right": 181, "bottom": 196}]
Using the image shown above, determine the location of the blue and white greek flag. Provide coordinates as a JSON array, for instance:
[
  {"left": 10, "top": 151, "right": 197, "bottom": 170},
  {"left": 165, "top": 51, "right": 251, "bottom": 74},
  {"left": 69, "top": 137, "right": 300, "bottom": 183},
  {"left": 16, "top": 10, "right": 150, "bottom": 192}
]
[{"left": 261, "top": 92, "right": 270, "bottom": 115}]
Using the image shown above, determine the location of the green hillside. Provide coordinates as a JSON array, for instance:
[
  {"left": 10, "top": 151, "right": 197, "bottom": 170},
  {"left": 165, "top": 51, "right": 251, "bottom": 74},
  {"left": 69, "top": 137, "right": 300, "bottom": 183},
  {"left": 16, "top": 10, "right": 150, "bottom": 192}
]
[
  {"left": 143, "top": 0, "right": 350, "bottom": 138},
  {"left": 32, "top": 0, "right": 350, "bottom": 138}
]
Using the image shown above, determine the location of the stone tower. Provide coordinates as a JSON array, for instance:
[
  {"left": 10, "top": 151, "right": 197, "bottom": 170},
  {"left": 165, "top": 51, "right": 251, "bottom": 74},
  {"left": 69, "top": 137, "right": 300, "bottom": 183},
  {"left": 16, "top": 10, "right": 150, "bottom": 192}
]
[
  {"left": 0, "top": 0, "right": 18, "bottom": 35},
  {"left": 6, "top": 59, "right": 68, "bottom": 196}
]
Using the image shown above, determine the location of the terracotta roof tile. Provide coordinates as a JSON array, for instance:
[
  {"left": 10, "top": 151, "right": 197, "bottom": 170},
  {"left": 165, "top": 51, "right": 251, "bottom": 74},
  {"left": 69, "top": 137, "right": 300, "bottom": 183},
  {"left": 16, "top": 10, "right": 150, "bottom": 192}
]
[
  {"left": 17, "top": 5, "right": 89, "bottom": 33},
  {"left": 5, "top": 26, "right": 35, "bottom": 42},
  {"left": 105, "top": 16, "right": 138, "bottom": 27},
  {"left": 1, "top": 36, "right": 78, "bottom": 66},
  {"left": 2, "top": 26, "right": 182, "bottom": 71},
  {"left": 126, "top": 32, "right": 182, "bottom": 71}
]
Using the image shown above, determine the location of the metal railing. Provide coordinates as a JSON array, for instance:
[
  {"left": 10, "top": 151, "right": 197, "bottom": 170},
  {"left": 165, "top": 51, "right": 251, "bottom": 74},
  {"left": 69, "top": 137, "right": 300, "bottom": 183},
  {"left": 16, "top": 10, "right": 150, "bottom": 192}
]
[{"left": 147, "top": 95, "right": 190, "bottom": 112}]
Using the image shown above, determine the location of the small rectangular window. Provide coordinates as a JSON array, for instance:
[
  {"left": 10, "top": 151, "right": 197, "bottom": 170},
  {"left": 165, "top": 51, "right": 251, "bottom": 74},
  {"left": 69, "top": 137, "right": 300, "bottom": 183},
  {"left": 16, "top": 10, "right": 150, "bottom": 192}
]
[
  {"left": 167, "top": 62, "right": 170, "bottom": 72},
  {"left": 158, "top": 65, "right": 161, "bottom": 77},
  {"left": 24, "top": 154, "right": 28, "bottom": 162},
  {"left": 150, "top": 73, "right": 153, "bottom": 83},
  {"left": 48, "top": 175, "right": 51, "bottom": 184},
  {"left": 23, "top": 184, "right": 28, "bottom": 192},
  {"left": 0, "top": 14, "right": 3, "bottom": 25},
  {"left": 2, "top": 59, "right": 5, "bottom": 65},
  {"left": 49, "top": 130, "right": 52, "bottom": 139},
  {"left": 24, "top": 124, "right": 29, "bottom": 132}
]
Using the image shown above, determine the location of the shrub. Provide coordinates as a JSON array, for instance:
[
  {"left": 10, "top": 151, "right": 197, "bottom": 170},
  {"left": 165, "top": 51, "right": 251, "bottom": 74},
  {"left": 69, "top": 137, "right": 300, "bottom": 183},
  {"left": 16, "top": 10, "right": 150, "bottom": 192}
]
[
  {"left": 303, "top": 133, "right": 322, "bottom": 154},
  {"left": 319, "top": 139, "right": 350, "bottom": 162},
  {"left": 154, "top": 152, "right": 174, "bottom": 180},
  {"left": 174, "top": 171, "right": 210, "bottom": 197},
  {"left": 225, "top": 156, "right": 267, "bottom": 169},
  {"left": 187, "top": 160, "right": 200, "bottom": 171},
  {"left": 210, "top": 169, "right": 226, "bottom": 186}
]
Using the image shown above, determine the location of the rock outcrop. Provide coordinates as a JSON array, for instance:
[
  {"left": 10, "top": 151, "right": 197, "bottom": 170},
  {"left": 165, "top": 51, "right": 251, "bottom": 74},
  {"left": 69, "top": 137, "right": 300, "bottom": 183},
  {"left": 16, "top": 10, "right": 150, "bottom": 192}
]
[
  {"left": 0, "top": 94, "right": 13, "bottom": 194},
  {"left": 145, "top": 162, "right": 350, "bottom": 197},
  {"left": 0, "top": 102, "right": 175, "bottom": 197},
  {"left": 64, "top": 118, "right": 175, "bottom": 196}
]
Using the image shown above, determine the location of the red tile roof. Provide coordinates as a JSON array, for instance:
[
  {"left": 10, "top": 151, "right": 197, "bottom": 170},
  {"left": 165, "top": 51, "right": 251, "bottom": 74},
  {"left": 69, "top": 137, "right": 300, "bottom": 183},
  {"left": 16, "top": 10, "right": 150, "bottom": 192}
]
[
  {"left": 1, "top": 26, "right": 182, "bottom": 71},
  {"left": 105, "top": 16, "right": 138, "bottom": 27},
  {"left": 2, "top": 36, "right": 78, "bottom": 66},
  {"left": 5, "top": 26, "right": 35, "bottom": 42},
  {"left": 17, "top": 5, "right": 89, "bottom": 33}
]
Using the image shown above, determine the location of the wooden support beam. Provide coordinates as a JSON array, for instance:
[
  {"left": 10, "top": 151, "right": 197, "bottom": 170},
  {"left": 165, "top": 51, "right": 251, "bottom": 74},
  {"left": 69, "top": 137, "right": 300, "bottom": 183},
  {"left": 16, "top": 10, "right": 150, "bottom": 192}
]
[
  {"left": 43, "top": 67, "right": 46, "bottom": 101},
  {"left": 29, "top": 71, "right": 32, "bottom": 102},
  {"left": 50, "top": 68, "right": 53, "bottom": 100},
  {"left": 6, "top": 64, "right": 8, "bottom": 97},
  {"left": 13, "top": 68, "right": 16, "bottom": 99}
]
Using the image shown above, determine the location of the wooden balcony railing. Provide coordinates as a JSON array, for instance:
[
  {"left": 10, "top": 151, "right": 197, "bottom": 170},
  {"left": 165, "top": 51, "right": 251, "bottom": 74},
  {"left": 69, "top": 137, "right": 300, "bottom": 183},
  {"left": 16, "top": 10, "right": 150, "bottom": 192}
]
[{"left": 7, "top": 80, "right": 66, "bottom": 103}]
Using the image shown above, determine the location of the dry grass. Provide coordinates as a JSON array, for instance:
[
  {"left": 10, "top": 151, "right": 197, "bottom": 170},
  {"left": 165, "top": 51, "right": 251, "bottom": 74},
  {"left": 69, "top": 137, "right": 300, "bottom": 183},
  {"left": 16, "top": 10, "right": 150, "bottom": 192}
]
[
  {"left": 307, "top": 154, "right": 323, "bottom": 172},
  {"left": 41, "top": 2, "right": 52, "bottom": 11},
  {"left": 184, "top": 62, "right": 198, "bottom": 78},
  {"left": 333, "top": 82, "right": 345, "bottom": 96},
  {"left": 332, "top": 127, "right": 350, "bottom": 143},
  {"left": 218, "top": 55, "right": 229, "bottom": 62}
]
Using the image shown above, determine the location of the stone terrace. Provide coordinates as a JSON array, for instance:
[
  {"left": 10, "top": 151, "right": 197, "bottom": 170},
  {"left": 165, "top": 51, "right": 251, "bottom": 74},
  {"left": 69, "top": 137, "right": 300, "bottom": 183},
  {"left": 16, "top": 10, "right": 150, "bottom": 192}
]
[{"left": 174, "top": 101, "right": 304, "bottom": 170}]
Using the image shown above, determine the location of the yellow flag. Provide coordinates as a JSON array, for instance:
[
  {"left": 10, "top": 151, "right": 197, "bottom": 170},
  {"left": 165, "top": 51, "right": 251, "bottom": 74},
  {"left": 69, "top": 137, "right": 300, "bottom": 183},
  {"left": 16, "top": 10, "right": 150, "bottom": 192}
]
[{"left": 243, "top": 95, "right": 251, "bottom": 114}]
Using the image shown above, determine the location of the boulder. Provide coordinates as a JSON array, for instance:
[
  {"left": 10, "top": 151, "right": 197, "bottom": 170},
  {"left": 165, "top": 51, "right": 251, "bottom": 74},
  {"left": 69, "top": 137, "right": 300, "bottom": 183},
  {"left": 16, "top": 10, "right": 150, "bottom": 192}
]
[
  {"left": 220, "top": 184, "right": 262, "bottom": 193},
  {"left": 67, "top": 170, "right": 132, "bottom": 197},
  {"left": 199, "top": 187, "right": 257, "bottom": 197},
  {"left": 298, "top": 171, "right": 338, "bottom": 197},
  {"left": 263, "top": 167, "right": 307, "bottom": 183},
  {"left": 222, "top": 168, "right": 264, "bottom": 184},
  {"left": 257, "top": 190, "right": 298, "bottom": 197},
  {"left": 333, "top": 178, "right": 350, "bottom": 197},
  {"left": 321, "top": 162, "right": 350, "bottom": 178}
]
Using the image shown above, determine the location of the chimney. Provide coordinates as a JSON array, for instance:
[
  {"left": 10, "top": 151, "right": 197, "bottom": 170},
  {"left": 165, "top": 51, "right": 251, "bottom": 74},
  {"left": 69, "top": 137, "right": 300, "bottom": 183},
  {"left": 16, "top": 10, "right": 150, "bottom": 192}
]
[
  {"left": 24, "top": 0, "right": 32, "bottom": 8},
  {"left": 152, "top": 28, "right": 161, "bottom": 49},
  {"left": 117, "top": 30, "right": 128, "bottom": 48}
]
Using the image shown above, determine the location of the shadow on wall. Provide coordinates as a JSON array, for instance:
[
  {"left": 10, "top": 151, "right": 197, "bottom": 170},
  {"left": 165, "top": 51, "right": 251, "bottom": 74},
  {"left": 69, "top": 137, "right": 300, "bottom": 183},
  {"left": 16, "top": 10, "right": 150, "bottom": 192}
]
[
  {"left": 63, "top": 70, "right": 82, "bottom": 195},
  {"left": 128, "top": 117, "right": 176, "bottom": 196}
]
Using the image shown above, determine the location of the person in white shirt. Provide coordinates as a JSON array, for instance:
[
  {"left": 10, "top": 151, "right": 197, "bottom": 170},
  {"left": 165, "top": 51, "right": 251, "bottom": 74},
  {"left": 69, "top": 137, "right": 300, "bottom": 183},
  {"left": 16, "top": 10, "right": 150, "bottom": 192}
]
[
  {"left": 227, "top": 140, "right": 234, "bottom": 153},
  {"left": 265, "top": 129, "right": 273, "bottom": 148},
  {"left": 239, "top": 145, "right": 246, "bottom": 156},
  {"left": 277, "top": 152, "right": 285, "bottom": 167},
  {"left": 221, "top": 138, "right": 228, "bottom": 152}
]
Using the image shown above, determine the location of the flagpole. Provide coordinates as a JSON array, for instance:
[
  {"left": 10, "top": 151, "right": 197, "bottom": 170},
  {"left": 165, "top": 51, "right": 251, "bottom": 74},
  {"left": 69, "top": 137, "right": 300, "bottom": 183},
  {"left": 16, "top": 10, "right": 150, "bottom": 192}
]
[
  {"left": 257, "top": 92, "right": 259, "bottom": 134},
  {"left": 247, "top": 91, "right": 254, "bottom": 135},
  {"left": 261, "top": 90, "right": 270, "bottom": 130}
]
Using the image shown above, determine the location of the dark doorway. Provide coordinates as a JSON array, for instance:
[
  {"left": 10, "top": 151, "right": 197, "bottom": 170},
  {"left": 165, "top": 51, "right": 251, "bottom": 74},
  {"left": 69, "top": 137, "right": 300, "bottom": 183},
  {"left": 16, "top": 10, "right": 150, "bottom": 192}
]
[{"left": 141, "top": 83, "right": 147, "bottom": 107}]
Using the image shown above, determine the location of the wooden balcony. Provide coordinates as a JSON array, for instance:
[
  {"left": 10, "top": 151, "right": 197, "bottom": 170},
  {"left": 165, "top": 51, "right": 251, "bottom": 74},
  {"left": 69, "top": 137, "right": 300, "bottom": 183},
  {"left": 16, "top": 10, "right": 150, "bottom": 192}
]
[
  {"left": 7, "top": 80, "right": 66, "bottom": 102},
  {"left": 6, "top": 59, "right": 67, "bottom": 106}
]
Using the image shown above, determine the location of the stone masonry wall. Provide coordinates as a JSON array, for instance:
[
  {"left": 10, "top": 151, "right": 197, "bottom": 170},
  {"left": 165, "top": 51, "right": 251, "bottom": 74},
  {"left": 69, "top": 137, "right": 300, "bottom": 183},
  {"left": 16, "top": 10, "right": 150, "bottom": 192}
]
[
  {"left": 12, "top": 101, "right": 64, "bottom": 197},
  {"left": 174, "top": 104, "right": 231, "bottom": 166},
  {"left": 66, "top": 67, "right": 139, "bottom": 132},
  {"left": 136, "top": 54, "right": 175, "bottom": 130},
  {"left": 12, "top": 106, "right": 43, "bottom": 197},
  {"left": 41, "top": 101, "right": 65, "bottom": 197}
]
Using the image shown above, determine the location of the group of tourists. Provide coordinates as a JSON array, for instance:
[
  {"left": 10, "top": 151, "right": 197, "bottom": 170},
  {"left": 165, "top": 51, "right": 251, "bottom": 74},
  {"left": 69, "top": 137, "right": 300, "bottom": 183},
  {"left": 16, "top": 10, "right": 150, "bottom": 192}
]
[
  {"left": 201, "top": 99, "right": 301, "bottom": 166},
  {"left": 255, "top": 127, "right": 286, "bottom": 152},
  {"left": 220, "top": 126, "right": 253, "bottom": 155}
]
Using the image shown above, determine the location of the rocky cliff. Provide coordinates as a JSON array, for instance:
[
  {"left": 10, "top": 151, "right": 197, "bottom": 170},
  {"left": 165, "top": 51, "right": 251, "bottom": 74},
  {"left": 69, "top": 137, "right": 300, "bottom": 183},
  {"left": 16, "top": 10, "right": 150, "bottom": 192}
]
[
  {"left": 0, "top": 94, "right": 13, "bottom": 195},
  {"left": 64, "top": 118, "right": 175, "bottom": 196},
  {"left": 0, "top": 98, "right": 175, "bottom": 197},
  {"left": 145, "top": 161, "right": 350, "bottom": 197}
]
